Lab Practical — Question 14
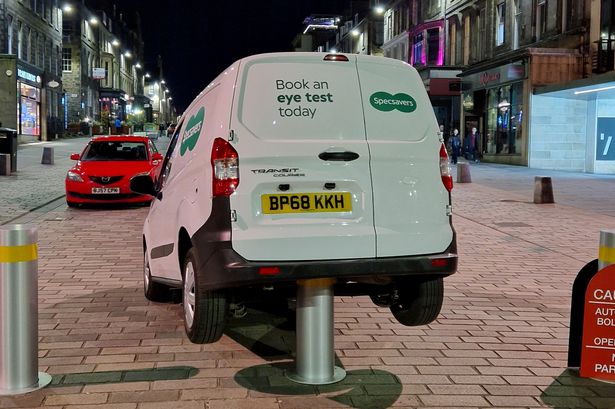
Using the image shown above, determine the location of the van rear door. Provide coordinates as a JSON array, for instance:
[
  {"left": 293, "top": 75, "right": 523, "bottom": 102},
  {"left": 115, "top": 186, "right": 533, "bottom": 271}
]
[
  {"left": 229, "top": 53, "right": 375, "bottom": 261},
  {"left": 357, "top": 56, "right": 453, "bottom": 257}
]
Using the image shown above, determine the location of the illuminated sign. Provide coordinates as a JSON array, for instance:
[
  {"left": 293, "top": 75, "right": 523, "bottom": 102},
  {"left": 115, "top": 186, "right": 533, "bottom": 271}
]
[{"left": 17, "top": 69, "right": 41, "bottom": 84}]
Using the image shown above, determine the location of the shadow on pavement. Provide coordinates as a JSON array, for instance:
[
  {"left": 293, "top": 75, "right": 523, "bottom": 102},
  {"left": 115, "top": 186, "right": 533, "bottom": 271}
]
[
  {"left": 51, "top": 366, "right": 199, "bottom": 387},
  {"left": 227, "top": 305, "right": 402, "bottom": 409},
  {"left": 540, "top": 369, "right": 615, "bottom": 409}
]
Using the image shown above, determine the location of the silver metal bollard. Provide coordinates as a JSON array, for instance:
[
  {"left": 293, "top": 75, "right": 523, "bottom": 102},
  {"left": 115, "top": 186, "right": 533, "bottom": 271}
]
[
  {"left": 0, "top": 225, "right": 51, "bottom": 395},
  {"left": 598, "top": 229, "right": 615, "bottom": 271},
  {"left": 286, "top": 278, "right": 346, "bottom": 385}
]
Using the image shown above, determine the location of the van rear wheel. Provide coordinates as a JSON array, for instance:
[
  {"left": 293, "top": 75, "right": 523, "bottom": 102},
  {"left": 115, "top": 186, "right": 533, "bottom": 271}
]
[
  {"left": 390, "top": 278, "right": 443, "bottom": 326},
  {"left": 183, "top": 248, "right": 228, "bottom": 344}
]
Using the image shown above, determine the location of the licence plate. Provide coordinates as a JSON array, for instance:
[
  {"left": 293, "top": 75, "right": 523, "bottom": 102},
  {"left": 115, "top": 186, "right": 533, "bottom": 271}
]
[
  {"left": 261, "top": 192, "right": 352, "bottom": 214},
  {"left": 92, "top": 187, "right": 120, "bottom": 194}
]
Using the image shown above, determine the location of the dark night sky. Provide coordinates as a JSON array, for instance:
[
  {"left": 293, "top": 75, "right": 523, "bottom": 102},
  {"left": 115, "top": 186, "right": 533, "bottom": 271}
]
[{"left": 117, "top": 1, "right": 350, "bottom": 113}]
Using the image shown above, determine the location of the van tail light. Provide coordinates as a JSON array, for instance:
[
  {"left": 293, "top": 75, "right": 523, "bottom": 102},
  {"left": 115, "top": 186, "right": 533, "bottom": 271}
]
[
  {"left": 211, "top": 137, "right": 239, "bottom": 196},
  {"left": 439, "top": 143, "right": 453, "bottom": 192}
]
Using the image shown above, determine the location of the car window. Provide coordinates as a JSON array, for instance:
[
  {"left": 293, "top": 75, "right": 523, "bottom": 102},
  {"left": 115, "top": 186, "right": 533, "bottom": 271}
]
[
  {"left": 82, "top": 141, "right": 148, "bottom": 161},
  {"left": 148, "top": 141, "right": 158, "bottom": 157},
  {"left": 157, "top": 120, "right": 184, "bottom": 190}
]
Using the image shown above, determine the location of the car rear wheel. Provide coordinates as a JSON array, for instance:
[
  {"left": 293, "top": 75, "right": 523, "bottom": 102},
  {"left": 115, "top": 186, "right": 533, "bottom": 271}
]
[
  {"left": 183, "top": 248, "right": 228, "bottom": 344},
  {"left": 143, "top": 247, "right": 171, "bottom": 302},
  {"left": 390, "top": 278, "right": 444, "bottom": 326}
]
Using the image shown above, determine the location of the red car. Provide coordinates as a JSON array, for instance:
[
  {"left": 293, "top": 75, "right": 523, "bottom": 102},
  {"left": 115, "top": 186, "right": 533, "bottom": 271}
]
[{"left": 65, "top": 136, "right": 163, "bottom": 207}]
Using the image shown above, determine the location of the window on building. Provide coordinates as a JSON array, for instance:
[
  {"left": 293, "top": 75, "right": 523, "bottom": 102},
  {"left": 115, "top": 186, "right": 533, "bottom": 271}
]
[
  {"left": 62, "top": 47, "right": 72, "bottom": 71},
  {"left": 412, "top": 33, "right": 423, "bottom": 65},
  {"left": 485, "top": 82, "right": 523, "bottom": 155},
  {"left": 426, "top": 27, "right": 440, "bottom": 65},
  {"left": 479, "top": 8, "right": 486, "bottom": 59},
  {"left": 537, "top": 0, "right": 547, "bottom": 39},
  {"left": 463, "top": 15, "right": 471, "bottom": 65},
  {"left": 496, "top": 2, "right": 506, "bottom": 46},
  {"left": 449, "top": 21, "right": 457, "bottom": 65},
  {"left": 513, "top": 0, "right": 521, "bottom": 49},
  {"left": 7, "top": 16, "right": 13, "bottom": 54},
  {"left": 566, "top": 0, "right": 583, "bottom": 30},
  {"left": 546, "top": 0, "right": 559, "bottom": 32},
  {"left": 17, "top": 22, "right": 22, "bottom": 59}
]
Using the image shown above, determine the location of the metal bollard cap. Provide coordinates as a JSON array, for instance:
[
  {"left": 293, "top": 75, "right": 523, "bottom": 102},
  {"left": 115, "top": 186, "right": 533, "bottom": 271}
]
[{"left": 0, "top": 224, "right": 37, "bottom": 247}]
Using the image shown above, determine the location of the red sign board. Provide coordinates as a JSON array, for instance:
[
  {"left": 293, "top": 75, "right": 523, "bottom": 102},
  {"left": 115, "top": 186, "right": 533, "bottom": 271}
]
[{"left": 580, "top": 263, "right": 615, "bottom": 381}]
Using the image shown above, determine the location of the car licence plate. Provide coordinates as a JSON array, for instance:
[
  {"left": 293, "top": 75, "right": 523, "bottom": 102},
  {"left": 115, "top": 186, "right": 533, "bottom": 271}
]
[
  {"left": 92, "top": 187, "right": 120, "bottom": 194},
  {"left": 261, "top": 192, "right": 352, "bottom": 214}
]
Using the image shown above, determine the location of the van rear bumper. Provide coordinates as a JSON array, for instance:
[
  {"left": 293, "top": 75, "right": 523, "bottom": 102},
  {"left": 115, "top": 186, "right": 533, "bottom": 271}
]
[
  {"left": 194, "top": 238, "right": 457, "bottom": 291},
  {"left": 190, "top": 197, "right": 457, "bottom": 291}
]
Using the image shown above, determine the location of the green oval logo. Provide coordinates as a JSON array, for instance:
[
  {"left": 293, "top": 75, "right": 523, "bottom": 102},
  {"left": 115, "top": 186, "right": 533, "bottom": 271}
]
[
  {"left": 369, "top": 92, "right": 417, "bottom": 113},
  {"left": 180, "top": 107, "right": 205, "bottom": 156}
]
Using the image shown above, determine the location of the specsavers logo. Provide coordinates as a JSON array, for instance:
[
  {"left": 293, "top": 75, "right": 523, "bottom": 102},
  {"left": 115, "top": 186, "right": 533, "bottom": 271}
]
[
  {"left": 180, "top": 107, "right": 205, "bottom": 156},
  {"left": 369, "top": 92, "right": 417, "bottom": 113}
]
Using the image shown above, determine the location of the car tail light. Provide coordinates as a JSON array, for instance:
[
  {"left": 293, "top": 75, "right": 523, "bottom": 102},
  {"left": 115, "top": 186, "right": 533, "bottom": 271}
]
[
  {"left": 439, "top": 143, "right": 453, "bottom": 192},
  {"left": 211, "top": 138, "right": 239, "bottom": 196},
  {"left": 431, "top": 258, "right": 449, "bottom": 268}
]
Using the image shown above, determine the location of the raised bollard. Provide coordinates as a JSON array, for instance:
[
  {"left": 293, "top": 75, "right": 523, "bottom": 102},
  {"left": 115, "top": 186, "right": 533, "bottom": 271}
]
[
  {"left": 41, "top": 147, "right": 54, "bottom": 165},
  {"left": 286, "top": 278, "right": 346, "bottom": 385},
  {"left": 0, "top": 225, "right": 52, "bottom": 395},
  {"left": 598, "top": 229, "right": 615, "bottom": 270},
  {"left": 533, "top": 176, "right": 554, "bottom": 203}
]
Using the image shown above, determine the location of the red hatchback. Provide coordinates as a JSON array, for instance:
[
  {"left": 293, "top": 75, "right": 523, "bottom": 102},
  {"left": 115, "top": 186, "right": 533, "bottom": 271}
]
[{"left": 65, "top": 136, "right": 163, "bottom": 207}]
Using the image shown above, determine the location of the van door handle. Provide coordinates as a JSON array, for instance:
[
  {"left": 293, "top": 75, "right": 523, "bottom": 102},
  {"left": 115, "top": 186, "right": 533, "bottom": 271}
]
[{"left": 318, "top": 151, "right": 360, "bottom": 161}]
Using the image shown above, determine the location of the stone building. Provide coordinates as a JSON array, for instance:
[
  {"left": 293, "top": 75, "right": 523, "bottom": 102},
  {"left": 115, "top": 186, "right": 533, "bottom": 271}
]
[
  {"left": 453, "top": 0, "right": 589, "bottom": 169},
  {"left": 0, "top": 0, "right": 63, "bottom": 142},
  {"left": 61, "top": 2, "right": 147, "bottom": 133}
]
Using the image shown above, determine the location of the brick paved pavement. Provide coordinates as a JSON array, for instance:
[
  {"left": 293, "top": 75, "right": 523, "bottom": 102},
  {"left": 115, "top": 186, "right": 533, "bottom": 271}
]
[
  {"left": 1, "top": 158, "right": 615, "bottom": 408},
  {"left": 0, "top": 137, "right": 90, "bottom": 225}
]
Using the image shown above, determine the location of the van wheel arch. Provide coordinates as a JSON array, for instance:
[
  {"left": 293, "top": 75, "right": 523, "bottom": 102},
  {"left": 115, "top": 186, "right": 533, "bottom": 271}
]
[{"left": 177, "top": 228, "right": 192, "bottom": 276}]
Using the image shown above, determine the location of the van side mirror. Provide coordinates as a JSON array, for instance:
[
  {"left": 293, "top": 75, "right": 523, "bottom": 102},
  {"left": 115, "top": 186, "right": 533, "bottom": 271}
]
[
  {"left": 130, "top": 174, "right": 157, "bottom": 197},
  {"left": 70, "top": 153, "right": 80, "bottom": 160}
]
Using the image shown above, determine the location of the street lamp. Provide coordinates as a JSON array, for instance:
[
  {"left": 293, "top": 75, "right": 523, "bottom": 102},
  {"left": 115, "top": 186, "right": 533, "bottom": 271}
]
[
  {"left": 62, "top": 4, "right": 73, "bottom": 13},
  {"left": 135, "top": 62, "right": 142, "bottom": 69},
  {"left": 374, "top": 5, "right": 385, "bottom": 14},
  {"left": 112, "top": 39, "right": 120, "bottom": 47},
  {"left": 124, "top": 51, "right": 132, "bottom": 58},
  {"left": 89, "top": 16, "right": 98, "bottom": 25}
]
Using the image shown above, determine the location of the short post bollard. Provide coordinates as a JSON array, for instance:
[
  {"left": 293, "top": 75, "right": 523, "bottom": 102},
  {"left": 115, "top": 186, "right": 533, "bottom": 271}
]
[
  {"left": 533, "top": 176, "right": 554, "bottom": 204},
  {"left": 598, "top": 229, "right": 615, "bottom": 270},
  {"left": 41, "top": 147, "right": 54, "bottom": 165},
  {"left": 0, "top": 225, "right": 52, "bottom": 395},
  {"left": 286, "top": 278, "right": 346, "bottom": 385},
  {"left": 456, "top": 162, "right": 472, "bottom": 183}
]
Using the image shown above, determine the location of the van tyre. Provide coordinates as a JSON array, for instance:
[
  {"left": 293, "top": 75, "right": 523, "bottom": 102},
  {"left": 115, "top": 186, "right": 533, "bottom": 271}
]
[
  {"left": 143, "top": 248, "right": 170, "bottom": 302},
  {"left": 390, "top": 278, "right": 443, "bottom": 326},
  {"left": 183, "top": 248, "right": 228, "bottom": 344}
]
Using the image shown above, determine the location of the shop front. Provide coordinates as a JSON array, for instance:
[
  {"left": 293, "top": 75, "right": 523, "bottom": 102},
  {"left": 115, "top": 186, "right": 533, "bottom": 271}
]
[
  {"left": 459, "top": 60, "right": 528, "bottom": 165},
  {"left": 99, "top": 88, "right": 127, "bottom": 134},
  {"left": 16, "top": 63, "right": 43, "bottom": 140},
  {"left": 531, "top": 73, "right": 615, "bottom": 174}
]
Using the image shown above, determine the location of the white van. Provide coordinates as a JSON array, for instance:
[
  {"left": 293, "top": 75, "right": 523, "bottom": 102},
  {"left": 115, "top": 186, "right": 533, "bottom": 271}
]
[{"left": 131, "top": 52, "right": 457, "bottom": 344}]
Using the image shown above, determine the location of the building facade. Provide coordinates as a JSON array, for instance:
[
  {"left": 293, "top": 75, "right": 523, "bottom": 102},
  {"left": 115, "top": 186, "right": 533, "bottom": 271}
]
[
  {"left": 62, "top": 2, "right": 147, "bottom": 134},
  {"left": 0, "top": 0, "right": 63, "bottom": 142},
  {"left": 456, "top": 0, "right": 587, "bottom": 167},
  {"left": 381, "top": 0, "right": 462, "bottom": 137}
]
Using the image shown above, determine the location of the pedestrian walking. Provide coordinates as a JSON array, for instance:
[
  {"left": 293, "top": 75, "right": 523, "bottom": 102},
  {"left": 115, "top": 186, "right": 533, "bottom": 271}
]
[
  {"left": 449, "top": 128, "right": 461, "bottom": 164},
  {"left": 465, "top": 127, "right": 479, "bottom": 162},
  {"left": 114, "top": 117, "right": 121, "bottom": 135},
  {"left": 158, "top": 123, "right": 165, "bottom": 138}
]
